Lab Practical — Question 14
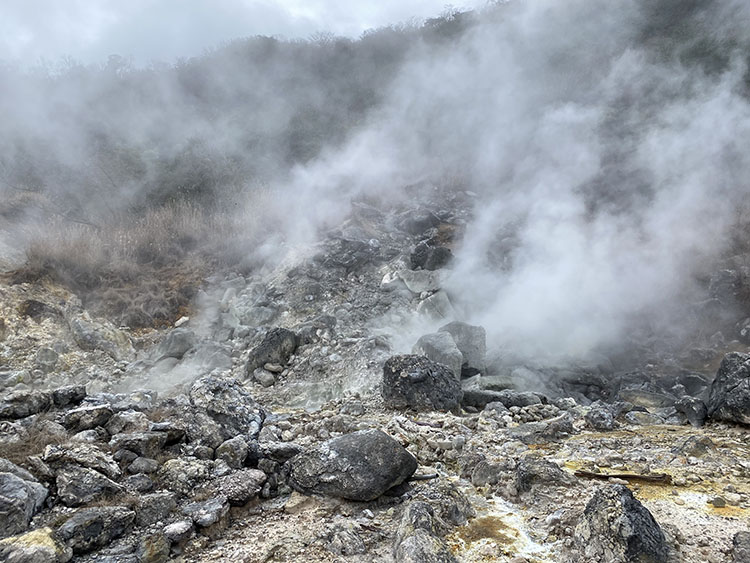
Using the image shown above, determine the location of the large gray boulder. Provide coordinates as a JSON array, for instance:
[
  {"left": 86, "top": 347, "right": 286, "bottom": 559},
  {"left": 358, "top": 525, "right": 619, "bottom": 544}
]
[
  {"left": 57, "top": 506, "right": 135, "bottom": 554},
  {"left": 707, "top": 352, "right": 750, "bottom": 425},
  {"left": 575, "top": 485, "right": 668, "bottom": 562},
  {"left": 412, "top": 333, "right": 463, "bottom": 379},
  {"left": 189, "top": 376, "right": 265, "bottom": 441},
  {"left": 0, "top": 472, "right": 48, "bottom": 538},
  {"left": 439, "top": 321, "right": 487, "bottom": 372},
  {"left": 287, "top": 429, "right": 417, "bottom": 501},
  {"left": 383, "top": 355, "right": 462, "bottom": 412}
]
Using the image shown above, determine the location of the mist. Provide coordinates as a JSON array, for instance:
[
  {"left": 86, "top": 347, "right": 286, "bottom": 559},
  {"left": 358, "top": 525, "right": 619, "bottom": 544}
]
[
  {"left": 272, "top": 0, "right": 750, "bottom": 364},
  {"left": 2, "top": 0, "right": 750, "bottom": 365}
]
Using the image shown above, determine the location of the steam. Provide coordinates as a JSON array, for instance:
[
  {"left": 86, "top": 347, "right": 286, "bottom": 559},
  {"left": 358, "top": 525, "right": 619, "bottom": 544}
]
[{"left": 276, "top": 0, "right": 750, "bottom": 361}]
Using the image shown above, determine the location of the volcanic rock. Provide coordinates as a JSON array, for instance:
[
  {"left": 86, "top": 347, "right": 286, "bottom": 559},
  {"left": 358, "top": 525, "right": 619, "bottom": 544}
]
[
  {"left": 515, "top": 457, "right": 575, "bottom": 493},
  {"left": 575, "top": 484, "right": 668, "bottom": 563},
  {"left": 382, "top": 355, "right": 462, "bottom": 412},
  {"left": 0, "top": 472, "right": 48, "bottom": 538},
  {"left": 155, "top": 327, "right": 196, "bottom": 360},
  {"left": 287, "top": 429, "right": 417, "bottom": 501},
  {"left": 439, "top": 321, "right": 487, "bottom": 371},
  {"left": 57, "top": 506, "right": 135, "bottom": 554},
  {"left": 68, "top": 312, "right": 135, "bottom": 362},
  {"left": 135, "top": 491, "right": 177, "bottom": 527},
  {"left": 56, "top": 466, "right": 122, "bottom": 506},
  {"left": 0, "top": 527, "right": 72, "bottom": 563},
  {"left": 394, "top": 501, "right": 457, "bottom": 563},
  {"left": 707, "top": 352, "right": 750, "bottom": 425},
  {"left": 62, "top": 404, "right": 114, "bottom": 432},
  {"left": 0, "top": 390, "right": 52, "bottom": 419},
  {"left": 245, "top": 328, "right": 298, "bottom": 374},
  {"left": 212, "top": 469, "right": 267, "bottom": 505},
  {"left": 189, "top": 376, "right": 265, "bottom": 441},
  {"left": 412, "top": 332, "right": 463, "bottom": 379}
]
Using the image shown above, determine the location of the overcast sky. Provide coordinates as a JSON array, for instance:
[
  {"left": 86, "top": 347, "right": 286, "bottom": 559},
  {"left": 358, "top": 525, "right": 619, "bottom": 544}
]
[{"left": 0, "top": 0, "right": 485, "bottom": 67}]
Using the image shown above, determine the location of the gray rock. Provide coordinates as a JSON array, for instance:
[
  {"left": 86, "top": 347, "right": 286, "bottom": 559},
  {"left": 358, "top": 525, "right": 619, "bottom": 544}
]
[
  {"left": 62, "top": 405, "right": 114, "bottom": 432},
  {"left": 215, "top": 436, "right": 248, "bottom": 469},
  {"left": 585, "top": 404, "right": 616, "bottom": 431},
  {"left": 182, "top": 495, "right": 229, "bottom": 528},
  {"left": 128, "top": 457, "right": 159, "bottom": 474},
  {"left": 411, "top": 241, "right": 453, "bottom": 271},
  {"left": 439, "top": 321, "right": 486, "bottom": 371},
  {"left": 412, "top": 333, "right": 463, "bottom": 379},
  {"left": 671, "top": 435, "right": 716, "bottom": 458},
  {"left": 106, "top": 410, "right": 150, "bottom": 435},
  {"left": 327, "top": 523, "right": 367, "bottom": 556},
  {"left": 253, "top": 369, "right": 276, "bottom": 388},
  {"left": 462, "top": 388, "right": 542, "bottom": 410},
  {"left": 471, "top": 461, "right": 503, "bottom": 487},
  {"left": 575, "top": 485, "right": 668, "bottom": 563},
  {"left": 416, "top": 291, "right": 456, "bottom": 321},
  {"left": 0, "top": 472, "right": 48, "bottom": 538},
  {"left": 155, "top": 328, "right": 195, "bottom": 360},
  {"left": 624, "top": 411, "right": 665, "bottom": 426},
  {"left": 394, "top": 501, "right": 457, "bottom": 563},
  {"left": 617, "top": 389, "right": 675, "bottom": 408},
  {"left": 288, "top": 429, "right": 417, "bottom": 501},
  {"left": 0, "top": 390, "right": 52, "bottom": 419},
  {"left": 68, "top": 313, "right": 135, "bottom": 362},
  {"left": 56, "top": 466, "right": 122, "bottom": 507},
  {"left": 43, "top": 444, "right": 121, "bottom": 479},
  {"left": 57, "top": 506, "right": 135, "bottom": 554},
  {"left": 110, "top": 432, "right": 167, "bottom": 458},
  {"left": 0, "top": 459, "right": 38, "bottom": 483},
  {"left": 238, "top": 305, "right": 277, "bottom": 327},
  {"left": 212, "top": 469, "right": 266, "bottom": 505},
  {"left": 189, "top": 376, "right": 265, "bottom": 441},
  {"left": 52, "top": 385, "right": 86, "bottom": 408},
  {"left": 515, "top": 457, "right": 574, "bottom": 492},
  {"left": 135, "top": 491, "right": 177, "bottom": 527},
  {"left": 707, "top": 352, "right": 750, "bottom": 425},
  {"left": 0, "top": 527, "right": 73, "bottom": 563},
  {"left": 245, "top": 328, "right": 297, "bottom": 374},
  {"left": 508, "top": 413, "right": 574, "bottom": 444},
  {"left": 674, "top": 397, "right": 707, "bottom": 428},
  {"left": 157, "top": 457, "right": 211, "bottom": 496},
  {"left": 123, "top": 473, "right": 154, "bottom": 493},
  {"left": 382, "top": 355, "right": 462, "bottom": 412},
  {"left": 70, "top": 429, "right": 105, "bottom": 443},
  {"left": 135, "top": 533, "right": 170, "bottom": 563},
  {"left": 733, "top": 531, "right": 750, "bottom": 563},
  {"left": 398, "top": 270, "right": 443, "bottom": 294},
  {"left": 163, "top": 519, "right": 193, "bottom": 543},
  {"left": 35, "top": 348, "right": 59, "bottom": 373}
]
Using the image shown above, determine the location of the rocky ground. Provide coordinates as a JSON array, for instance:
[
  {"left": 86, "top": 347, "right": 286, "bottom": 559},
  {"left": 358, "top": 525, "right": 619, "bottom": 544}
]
[{"left": 1, "top": 192, "right": 750, "bottom": 562}]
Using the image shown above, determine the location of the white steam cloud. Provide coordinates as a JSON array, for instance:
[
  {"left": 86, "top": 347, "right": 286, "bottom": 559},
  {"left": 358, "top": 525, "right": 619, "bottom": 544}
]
[{"left": 275, "top": 0, "right": 750, "bottom": 361}]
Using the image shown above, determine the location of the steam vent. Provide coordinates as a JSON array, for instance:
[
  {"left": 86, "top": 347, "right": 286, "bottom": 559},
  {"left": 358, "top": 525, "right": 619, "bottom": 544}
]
[{"left": 2, "top": 1, "right": 750, "bottom": 562}]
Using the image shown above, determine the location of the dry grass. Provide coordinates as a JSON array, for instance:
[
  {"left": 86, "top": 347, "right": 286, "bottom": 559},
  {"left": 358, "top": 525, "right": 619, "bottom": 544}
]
[
  {"left": 2, "top": 415, "right": 66, "bottom": 467},
  {"left": 12, "top": 197, "right": 271, "bottom": 327}
]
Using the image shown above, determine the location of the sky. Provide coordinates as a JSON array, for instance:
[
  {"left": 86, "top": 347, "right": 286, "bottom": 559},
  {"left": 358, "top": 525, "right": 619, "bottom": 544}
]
[{"left": 0, "top": 0, "right": 485, "bottom": 67}]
